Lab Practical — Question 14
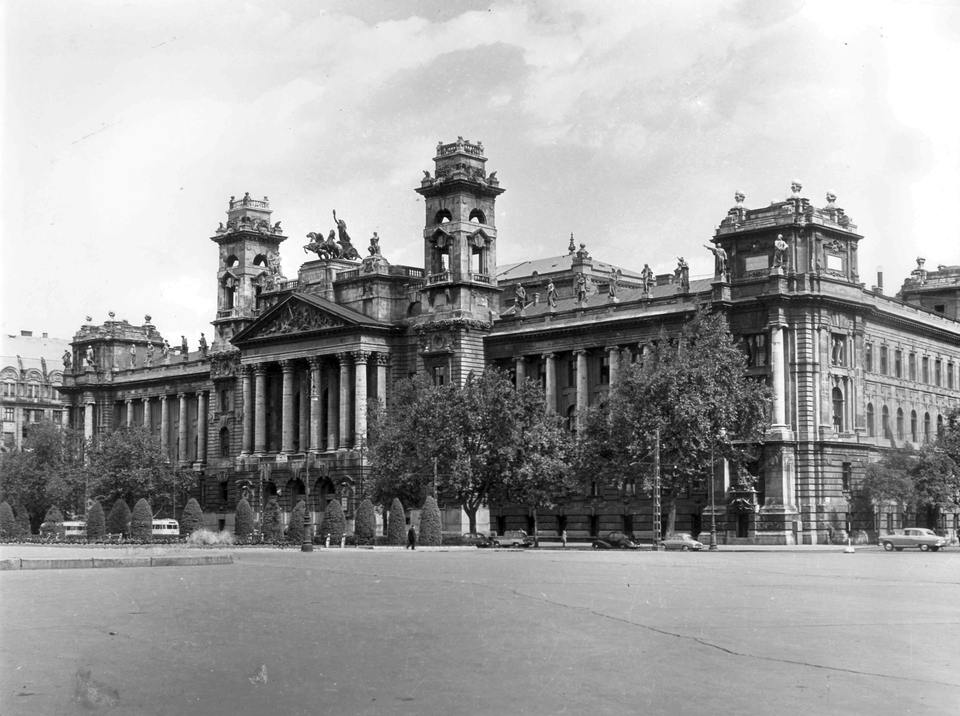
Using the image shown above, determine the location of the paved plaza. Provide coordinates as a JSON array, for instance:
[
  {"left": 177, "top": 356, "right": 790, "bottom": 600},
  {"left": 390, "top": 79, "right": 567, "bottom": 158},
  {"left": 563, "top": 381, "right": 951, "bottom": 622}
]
[{"left": 1, "top": 546, "right": 958, "bottom": 715}]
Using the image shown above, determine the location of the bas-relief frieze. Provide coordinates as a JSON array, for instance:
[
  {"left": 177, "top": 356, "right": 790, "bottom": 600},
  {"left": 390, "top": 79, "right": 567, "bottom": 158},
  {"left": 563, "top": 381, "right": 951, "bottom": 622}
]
[{"left": 255, "top": 303, "right": 346, "bottom": 338}]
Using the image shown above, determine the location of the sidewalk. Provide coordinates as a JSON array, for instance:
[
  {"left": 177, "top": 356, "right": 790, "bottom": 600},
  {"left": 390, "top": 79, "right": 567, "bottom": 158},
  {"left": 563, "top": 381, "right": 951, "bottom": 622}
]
[{"left": 0, "top": 544, "right": 234, "bottom": 571}]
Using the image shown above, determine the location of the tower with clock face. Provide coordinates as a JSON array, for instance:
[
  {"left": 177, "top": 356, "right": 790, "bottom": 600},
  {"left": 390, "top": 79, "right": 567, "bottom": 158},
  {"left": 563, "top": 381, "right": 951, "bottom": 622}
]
[{"left": 413, "top": 138, "right": 504, "bottom": 384}]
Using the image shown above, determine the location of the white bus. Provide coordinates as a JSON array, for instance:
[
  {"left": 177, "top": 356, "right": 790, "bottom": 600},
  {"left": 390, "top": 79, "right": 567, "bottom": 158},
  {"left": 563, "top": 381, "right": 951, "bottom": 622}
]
[
  {"left": 152, "top": 519, "right": 179, "bottom": 537},
  {"left": 63, "top": 521, "right": 86, "bottom": 538}
]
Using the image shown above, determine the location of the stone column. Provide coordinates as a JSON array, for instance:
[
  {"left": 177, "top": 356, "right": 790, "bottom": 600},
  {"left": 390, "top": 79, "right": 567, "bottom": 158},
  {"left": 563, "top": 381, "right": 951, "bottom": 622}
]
[
  {"left": 353, "top": 351, "right": 369, "bottom": 448},
  {"left": 326, "top": 358, "right": 338, "bottom": 450},
  {"left": 375, "top": 353, "right": 389, "bottom": 406},
  {"left": 298, "top": 366, "right": 310, "bottom": 452},
  {"left": 125, "top": 399, "right": 134, "bottom": 427},
  {"left": 606, "top": 346, "right": 620, "bottom": 387},
  {"left": 61, "top": 406, "right": 70, "bottom": 428},
  {"left": 542, "top": 353, "right": 556, "bottom": 413},
  {"left": 178, "top": 392, "right": 188, "bottom": 464},
  {"left": 240, "top": 365, "right": 253, "bottom": 455},
  {"left": 514, "top": 355, "right": 526, "bottom": 384},
  {"left": 160, "top": 395, "right": 170, "bottom": 456},
  {"left": 197, "top": 391, "right": 207, "bottom": 464},
  {"left": 254, "top": 363, "right": 267, "bottom": 454},
  {"left": 84, "top": 401, "right": 95, "bottom": 442},
  {"left": 142, "top": 397, "right": 152, "bottom": 432},
  {"left": 281, "top": 360, "right": 296, "bottom": 454},
  {"left": 308, "top": 357, "right": 322, "bottom": 453},
  {"left": 574, "top": 349, "right": 588, "bottom": 429},
  {"left": 770, "top": 325, "right": 787, "bottom": 430},
  {"left": 338, "top": 352, "right": 351, "bottom": 450}
]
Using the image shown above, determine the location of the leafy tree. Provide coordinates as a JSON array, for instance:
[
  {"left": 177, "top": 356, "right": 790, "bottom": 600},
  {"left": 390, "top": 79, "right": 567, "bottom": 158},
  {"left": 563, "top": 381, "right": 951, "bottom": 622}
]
[
  {"left": 354, "top": 498, "right": 376, "bottom": 544},
  {"left": 419, "top": 495, "right": 442, "bottom": 546},
  {"left": 85, "top": 426, "right": 195, "bottom": 515},
  {"left": 861, "top": 446, "right": 918, "bottom": 515},
  {"left": 106, "top": 499, "right": 131, "bottom": 536},
  {"left": 288, "top": 501, "right": 306, "bottom": 544},
  {"left": 42, "top": 506, "right": 65, "bottom": 539},
  {"left": 262, "top": 498, "right": 283, "bottom": 542},
  {"left": 321, "top": 498, "right": 346, "bottom": 542},
  {"left": 180, "top": 498, "right": 203, "bottom": 536},
  {"left": 131, "top": 498, "right": 153, "bottom": 539},
  {"left": 369, "top": 368, "right": 559, "bottom": 532},
  {"left": 86, "top": 501, "right": 105, "bottom": 540},
  {"left": 234, "top": 498, "right": 254, "bottom": 539},
  {"left": 0, "top": 421, "right": 85, "bottom": 531},
  {"left": 387, "top": 498, "right": 406, "bottom": 545},
  {"left": 581, "top": 307, "right": 771, "bottom": 535},
  {"left": 0, "top": 501, "right": 15, "bottom": 537}
]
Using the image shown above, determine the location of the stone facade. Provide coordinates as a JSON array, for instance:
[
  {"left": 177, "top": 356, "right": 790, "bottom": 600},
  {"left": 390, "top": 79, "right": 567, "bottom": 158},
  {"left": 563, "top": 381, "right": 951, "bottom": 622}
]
[
  {"left": 59, "top": 144, "right": 960, "bottom": 544},
  {"left": 1, "top": 331, "right": 70, "bottom": 451}
]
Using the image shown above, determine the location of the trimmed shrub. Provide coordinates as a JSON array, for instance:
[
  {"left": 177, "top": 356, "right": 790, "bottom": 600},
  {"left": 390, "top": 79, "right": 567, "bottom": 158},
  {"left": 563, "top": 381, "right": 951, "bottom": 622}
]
[
  {"left": 320, "top": 499, "right": 345, "bottom": 542},
  {"left": 130, "top": 498, "right": 153, "bottom": 540},
  {"left": 14, "top": 505, "right": 30, "bottom": 537},
  {"left": 180, "top": 498, "right": 203, "bottom": 536},
  {"left": 234, "top": 498, "right": 254, "bottom": 539},
  {"left": 42, "top": 506, "right": 65, "bottom": 540},
  {"left": 419, "top": 495, "right": 442, "bottom": 546},
  {"left": 288, "top": 501, "right": 306, "bottom": 544},
  {"left": 106, "top": 499, "right": 131, "bottom": 536},
  {"left": 186, "top": 529, "right": 236, "bottom": 546},
  {"left": 86, "top": 501, "right": 106, "bottom": 540},
  {"left": 387, "top": 498, "right": 406, "bottom": 545},
  {"left": 354, "top": 499, "right": 376, "bottom": 544},
  {"left": 262, "top": 499, "right": 283, "bottom": 542},
  {"left": 0, "top": 501, "right": 15, "bottom": 538}
]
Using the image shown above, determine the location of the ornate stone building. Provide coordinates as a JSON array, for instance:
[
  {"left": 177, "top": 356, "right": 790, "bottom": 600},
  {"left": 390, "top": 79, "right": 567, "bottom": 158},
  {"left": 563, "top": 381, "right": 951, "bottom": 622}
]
[
  {"left": 1, "top": 331, "right": 70, "bottom": 451},
  {"left": 59, "top": 141, "right": 960, "bottom": 543}
]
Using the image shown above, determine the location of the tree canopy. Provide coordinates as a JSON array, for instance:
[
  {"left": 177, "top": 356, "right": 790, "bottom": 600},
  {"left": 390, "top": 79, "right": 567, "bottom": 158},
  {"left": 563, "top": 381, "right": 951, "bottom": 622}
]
[{"left": 580, "top": 306, "right": 771, "bottom": 533}]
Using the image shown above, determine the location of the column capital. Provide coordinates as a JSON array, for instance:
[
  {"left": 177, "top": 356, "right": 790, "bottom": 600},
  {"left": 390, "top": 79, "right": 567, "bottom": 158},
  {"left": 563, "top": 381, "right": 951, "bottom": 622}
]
[
  {"left": 352, "top": 350, "right": 370, "bottom": 364},
  {"left": 573, "top": 348, "right": 588, "bottom": 357},
  {"left": 514, "top": 354, "right": 527, "bottom": 364},
  {"left": 605, "top": 345, "right": 620, "bottom": 355},
  {"left": 541, "top": 352, "right": 556, "bottom": 361},
  {"left": 374, "top": 352, "right": 391, "bottom": 366},
  {"left": 280, "top": 359, "right": 296, "bottom": 373},
  {"left": 252, "top": 362, "right": 268, "bottom": 375},
  {"left": 307, "top": 356, "right": 323, "bottom": 369},
  {"left": 337, "top": 351, "right": 353, "bottom": 364},
  {"left": 141, "top": 396, "right": 150, "bottom": 402},
  {"left": 177, "top": 392, "right": 186, "bottom": 400},
  {"left": 239, "top": 364, "right": 252, "bottom": 377},
  {"left": 125, "top": 398, "right": 133, "bottom": 404}
]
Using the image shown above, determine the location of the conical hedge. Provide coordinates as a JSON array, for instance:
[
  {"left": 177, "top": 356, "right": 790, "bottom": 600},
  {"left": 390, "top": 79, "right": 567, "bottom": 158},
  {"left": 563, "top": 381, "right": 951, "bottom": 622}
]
[
  {"left": 387, "top": 498, "right": 406, "bottom": 545},
  {"left": 320, "top": 498, "right": 345, "bottom": 542},
  {"left": 288, "top": 501, "right": 306, "bottom": 544},
  {"left": 354, "top": 499, "right": 376, "bottom": 544},
  {"left": 42, "top": 506, "right": 65, "bottom": 539},
  {"left": 106, "top": 499, "right": 131, "bottom": 536},
  {"left": 180, "top": 498, "right": 203, "bottom": 536},
  {"left": 86, "top": 501, "right": 105, "bottom": 540},
  {"left": 130, "top": 499, "right": 153, "bottom": 540},
  {"left": 419, "top": 495, "right": 442, "bottom": 546},
  {"left": 234, "top": 498, "right": 254, "bottom": 539},
  {"left": 262, "top": 498, "right": 283, "bottom": 542},
  {"left": 14, "top": 505, "right": 30, "bottom": 537},
  {"left": 0, "top": 501, "right": 15, "bottom": 538}
]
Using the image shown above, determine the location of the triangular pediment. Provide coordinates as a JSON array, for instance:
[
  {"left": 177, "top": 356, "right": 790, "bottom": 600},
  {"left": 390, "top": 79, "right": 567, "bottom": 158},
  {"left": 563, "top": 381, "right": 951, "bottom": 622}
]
[{"left": 233, "top": 293, "right": 386, "bottom": 344}]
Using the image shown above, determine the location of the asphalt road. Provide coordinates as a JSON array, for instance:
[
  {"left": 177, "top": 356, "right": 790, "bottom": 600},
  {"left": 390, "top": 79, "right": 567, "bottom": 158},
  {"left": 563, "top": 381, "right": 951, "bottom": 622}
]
[{"left": 1, "top": 547, "right": 958, "bottom": 716}]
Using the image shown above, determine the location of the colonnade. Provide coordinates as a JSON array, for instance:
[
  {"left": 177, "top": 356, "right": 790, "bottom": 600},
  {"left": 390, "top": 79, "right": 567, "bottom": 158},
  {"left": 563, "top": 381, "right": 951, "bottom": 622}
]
[{"left": 240, "top": 351, "right": 389, "bottom": 456}]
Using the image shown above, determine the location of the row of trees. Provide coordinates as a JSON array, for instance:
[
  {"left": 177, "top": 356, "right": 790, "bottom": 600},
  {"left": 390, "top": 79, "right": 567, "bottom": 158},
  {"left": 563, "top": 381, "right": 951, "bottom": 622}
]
[
  {"left": 369, "top": 308, "right": 772, "bottom": 535},
  {"left": 0, "top": 424, "right": 194, "bottom": 533}
]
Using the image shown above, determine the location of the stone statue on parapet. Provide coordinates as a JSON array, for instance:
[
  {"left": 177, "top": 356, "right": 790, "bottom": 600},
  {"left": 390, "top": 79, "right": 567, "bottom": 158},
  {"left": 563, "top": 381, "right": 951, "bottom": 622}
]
[
  {"left": 63, "top": 350, "right": 72, "bottom": 371},
  {"left": 304, "top": 230, "right": 342, "bottom": 260},
  {"left": 676, "top": 257, "right": 689, "bottom": 291},
  {"left": 368, "top": 232, "right": 381, "bottom": 256},
  {"left": 641, "top": 264, "right": 654, "bottom": 293},
  {"left": 575, "top": 272, "right": 587, "bottom": 304},
  {"left": 774, "top": 234, "right": 789, "bottom": 269},
  {"left": 704, "top": 244, "right": 728, "bottom": 280},
  {"left": 546, "top": 281, "right": 558, "bottom": 308},
  {"left": 608, "top": 269, "right": 621, "bottom": 298},
  {"left": 332, "top": 210, "right": 361, "bottom": 260}
]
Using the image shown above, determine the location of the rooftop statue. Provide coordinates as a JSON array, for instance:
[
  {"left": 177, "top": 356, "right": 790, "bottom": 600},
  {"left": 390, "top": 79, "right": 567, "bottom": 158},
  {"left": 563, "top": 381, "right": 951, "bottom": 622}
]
[{"left": 704, "top": 244, "right": 728, "bottom": 280}]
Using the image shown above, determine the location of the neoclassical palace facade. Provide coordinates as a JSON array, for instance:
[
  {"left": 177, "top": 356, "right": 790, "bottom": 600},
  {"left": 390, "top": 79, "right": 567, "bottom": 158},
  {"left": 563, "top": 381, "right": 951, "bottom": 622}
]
[{"left": 59, "top": 139, "right": 960, "bottom": 544}]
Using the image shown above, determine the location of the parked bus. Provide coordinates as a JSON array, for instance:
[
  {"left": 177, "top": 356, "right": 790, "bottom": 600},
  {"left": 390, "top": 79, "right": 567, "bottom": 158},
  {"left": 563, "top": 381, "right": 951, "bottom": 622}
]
[
  {"left": 152, "top": 519, "right": 179, "bottom": 537},
  {"left": 63, "top": 521, "right": 86, "bottom": 538}
]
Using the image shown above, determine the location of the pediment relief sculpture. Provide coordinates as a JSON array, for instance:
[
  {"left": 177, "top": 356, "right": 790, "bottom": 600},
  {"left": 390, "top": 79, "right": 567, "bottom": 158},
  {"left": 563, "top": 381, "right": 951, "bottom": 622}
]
[{"left": 256, "top": 302, "right": 346, "bottom": 338}]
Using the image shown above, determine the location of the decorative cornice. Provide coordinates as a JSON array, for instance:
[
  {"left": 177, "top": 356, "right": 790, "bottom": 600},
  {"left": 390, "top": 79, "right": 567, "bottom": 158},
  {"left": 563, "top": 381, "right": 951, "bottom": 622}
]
[{"left": 412, "top": 318, "right": 492, "bottom": 334}]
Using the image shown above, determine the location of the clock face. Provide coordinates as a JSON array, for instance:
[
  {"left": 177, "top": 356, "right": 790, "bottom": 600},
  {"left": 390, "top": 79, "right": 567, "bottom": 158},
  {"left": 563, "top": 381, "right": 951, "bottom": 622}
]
[{"left": 431, "top": 333, "right": 445, "bottom": 350}]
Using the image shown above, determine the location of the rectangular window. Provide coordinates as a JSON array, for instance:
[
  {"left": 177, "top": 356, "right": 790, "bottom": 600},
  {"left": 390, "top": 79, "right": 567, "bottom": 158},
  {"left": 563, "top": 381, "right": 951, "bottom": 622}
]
[
  {"left": 567, "top": 358, "right": 577, "bottom": 387},
  {"left": 949, "top": 363, "right": 955, "bottom": 390},
  {"left": 894, "top": 350, "right": 902, "bottom": 378},
  {"left": 52, "top": 410, "right": 62, "bottom": 423},
  {"left": 219, "top": 481, "right": 228, "bottom": 502},
  {"left": 909, "top": 353, "right": 917, "bottom": 381},
  {"left": 599, "top": 354, "right": 610, "bottom": 385},
  {"left": 3, "top": 408, "right": 14, "bottom": 421},
  {"left": 842, "top": 462, "right": 852, "bottom": 492},
  {"left": 624, "top": 480, "right": 636, "bottom": 496},
  {"left": 831, "top": 335, "right": 846, "bottom": 366},
  {"left": 433, "top": 365, "right": 447, "bottom": 386},
  {"left": 864, "top": 344, "right": 873, "bottom": 372},
  {"left": 922, "top": 357, "right": 929, "bottom": 383},
  {"left": 219, "top": 389, "right": 230, "bottom": 412},
  {"left": 880, "top": 346, "right": 888, "bottom": 375},
  {"left": 934, "top": 359, "right": 942, "bottom": 387}
]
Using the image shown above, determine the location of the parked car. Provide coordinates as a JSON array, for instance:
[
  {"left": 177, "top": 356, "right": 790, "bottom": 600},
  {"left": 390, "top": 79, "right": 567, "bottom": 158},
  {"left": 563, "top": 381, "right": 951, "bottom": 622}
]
[
  {"left": 492, "top": 530, "right": 534, "bottom": 548},
  {"left": 880, "top": 528, "right": 947, "bottom": 552},
  {"left": 462, "top": 532, "right": 494, "bottom": 548},
  {"left": 592, "top": 531, "right": 641, "bottom": 550},
  {"left": 661, "top": 533, "right": 704, "bottom": 551}
]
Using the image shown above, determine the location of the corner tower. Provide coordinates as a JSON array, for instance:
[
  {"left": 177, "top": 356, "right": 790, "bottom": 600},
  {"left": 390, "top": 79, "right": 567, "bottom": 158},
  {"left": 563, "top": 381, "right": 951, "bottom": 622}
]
[
  {"left": 210, "top": 193, "right": 287, "bottom": 350},
  {"left": 413, "top": 138, "right": 505, "bottom": 383}
]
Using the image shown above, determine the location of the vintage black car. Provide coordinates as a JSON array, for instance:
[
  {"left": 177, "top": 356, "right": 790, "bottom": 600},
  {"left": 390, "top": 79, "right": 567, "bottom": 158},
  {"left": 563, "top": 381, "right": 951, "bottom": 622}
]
[
  {"left": 592, "top": 531, "right": 641, "bottom": 550},
  {"left": 462, "top": 532, "right": 494, "bottom": 548}
]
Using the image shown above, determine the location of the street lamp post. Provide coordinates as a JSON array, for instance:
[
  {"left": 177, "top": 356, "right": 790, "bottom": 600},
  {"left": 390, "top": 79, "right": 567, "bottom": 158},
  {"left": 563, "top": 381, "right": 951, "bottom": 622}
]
[
  {"left": 708, "top": 428, "right": 725, "bottom": 552},
  {"left": 302, "top": 455, "right": 313, "bottom": 552}
]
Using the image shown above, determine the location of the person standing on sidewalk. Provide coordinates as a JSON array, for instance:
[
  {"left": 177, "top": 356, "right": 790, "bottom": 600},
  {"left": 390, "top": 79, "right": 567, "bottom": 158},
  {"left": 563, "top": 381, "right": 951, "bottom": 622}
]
[
  {"left": 407, "top": 525, "right": 418, "bottom": 550},
  {"left": 561, "top": 530, "right": 567, "bottom": 549}
]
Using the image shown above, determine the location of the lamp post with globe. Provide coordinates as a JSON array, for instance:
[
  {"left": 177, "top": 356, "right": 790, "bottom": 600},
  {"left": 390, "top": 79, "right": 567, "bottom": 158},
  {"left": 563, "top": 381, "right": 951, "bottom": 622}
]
[{"left": 708, "top": 428, "right": 726, "bottom": 551}]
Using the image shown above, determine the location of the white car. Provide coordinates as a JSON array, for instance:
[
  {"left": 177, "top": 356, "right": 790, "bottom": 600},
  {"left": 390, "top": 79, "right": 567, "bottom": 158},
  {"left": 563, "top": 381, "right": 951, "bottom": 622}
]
[
  {"left": 880, "top": 528, "right": 947, "bottom": 552},
  {"left": 661, "top": 533, "right": 703, "bottom": 551}
]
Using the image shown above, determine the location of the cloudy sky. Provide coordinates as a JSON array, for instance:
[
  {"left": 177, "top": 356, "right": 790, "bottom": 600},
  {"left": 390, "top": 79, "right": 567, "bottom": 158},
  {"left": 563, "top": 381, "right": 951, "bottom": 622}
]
[{"left": 2, "top": 0, "right": 959, "bottom": 346}]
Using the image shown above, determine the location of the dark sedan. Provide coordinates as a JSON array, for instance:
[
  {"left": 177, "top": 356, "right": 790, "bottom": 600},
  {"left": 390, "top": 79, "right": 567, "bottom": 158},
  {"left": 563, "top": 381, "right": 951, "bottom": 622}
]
[
  {"left": 592, "top": 531, "right": 641, "bottom": 550},
  {"left": 462, "top": 532, "right": 494, "bottom": 548}
]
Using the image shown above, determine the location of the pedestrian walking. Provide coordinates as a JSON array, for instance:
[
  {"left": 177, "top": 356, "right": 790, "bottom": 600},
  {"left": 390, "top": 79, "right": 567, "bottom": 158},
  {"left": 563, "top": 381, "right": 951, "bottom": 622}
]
[
  {"left": 561, "top": 530, "right": 567, "bottom": 549},
  {"left": 407, "top": 525, "right": 418, "bottom": 550}
]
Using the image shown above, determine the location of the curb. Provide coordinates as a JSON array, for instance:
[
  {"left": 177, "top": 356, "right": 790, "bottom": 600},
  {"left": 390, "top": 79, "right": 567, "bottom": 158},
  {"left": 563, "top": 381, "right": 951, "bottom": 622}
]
[{"left": 2, "top": 555, "right": 233, "bottom": 571}]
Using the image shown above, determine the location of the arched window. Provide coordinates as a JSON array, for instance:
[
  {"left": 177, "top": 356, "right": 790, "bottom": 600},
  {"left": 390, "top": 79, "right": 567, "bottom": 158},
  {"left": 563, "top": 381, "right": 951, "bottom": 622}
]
[
  {"left": 896, "top": 408, "right": 904, "bottom": 439},
  {"left": 435, "top": 209, "right": 452, "bottom": 224},
  {"left": 866, "top": 403, "right": 875, "bottom": 437},
  {"left": 468, "top": 208, "right": 486, "bottom": 224},
  {"left": 923, "top": 412, "right": 931, "bottom": 442},
  {"left": 881, "top": 405, "right": 890, "bottom": 437},
  {"left": 937, "top": 414, "right": 945, "bottom": 438},
  {"left": 565, "top": 404, "right": 577, "bottom": 433},
  {"left": 832, "top": 387, "right": 844, "bottom": 431},
  {"left": 910, "top": 410, "right": 918, "bottom": 443}
]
